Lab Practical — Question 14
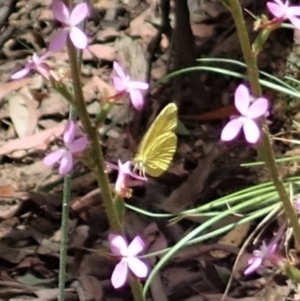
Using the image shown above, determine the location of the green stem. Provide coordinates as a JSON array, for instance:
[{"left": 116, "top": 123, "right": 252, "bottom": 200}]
[
  {"left": 129, "top": 276, "right": 145, "bottom": 301},
  {"left": 66, "top": 41, "right": 122, "bottom": 232},
  {"left": 227, "top": 0, "right": 300, "bottom": 244},
  {"left": 58, "top": 108, "right": 76, "bottom": 301},
  {"left": 58, "top": 176, "right": 71, "bottom": 301},
  {"left": 58, "top": 3, "right": 79, "bottom": 301},
  {"left": 66, "top": 38, "right": 145, "bottom": 301}
]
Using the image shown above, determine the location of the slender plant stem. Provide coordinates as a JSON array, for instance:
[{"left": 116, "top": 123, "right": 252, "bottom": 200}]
[
  {"left": 227, "top": 0, "right": 300, "bottom": 244},
  {"left": 129, "top": 276, "right": 145, "bottom": 301},
  {"left": 58, "top": 109, "right": 76, "bottom": 301},
  {"left": 66, "top": 41, "right": 122, "bottom": 232},
  {"left": 58, "top": 3, "right": 81, "bottom": 301},
  {"left": 63, "top": 2, "right": 145, "bottom": 297}
]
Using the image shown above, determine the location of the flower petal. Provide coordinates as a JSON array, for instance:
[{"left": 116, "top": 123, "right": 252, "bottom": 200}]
[
  {"left": 269, "top": 242, "right": 278, "bottom": 254},
  {"left": 35, "top": 64, "right": 50, "bottom": 79},
  {"left": 247, "top": 97, "right": 268, "bottom": 118},
  {"left": 52, "top": 0, "right": 70, "bottom": 23},
  {"left": 267, "top": 2, "right": 286, "bottom": 18},
  {"left": 127, "top": 236, "right": 145, "bottom": 256},
  {"left": 69, "top": 3, "right": 89, "bottom": 26},
  {"left": 234, "top": 84, "right": 250, "bottom": 116},
  {"left": 63, "top": 121, "right": 75, "bottom": 145},
  {"left": 111, "top": 260, "right": 128, "bottom": 288},
  {"left": 220, "top": 118, "right": 244, "bottom": 141},
  {"left": 128, "top": 257, "right": 148, "bottom": 278},
  {"left": 244, "top": 257, "right": 262, "bottom": 275},
  {"left": 288, "top": 6, "right": 300, "bottom": 16},
  {"left": 289, "top": 15, "right": 300, "bottom": 30},
  {"left": 112, "top": 76, "right": 127, "bottom": 91},
  {"left": 113, "top": 62, "right": 127, "bottom": 80},
  {"left": 109, "top": 234, "right": 128, "bottom": 256},
  {"left": 69, "top": 136, "right": 88, "bottom": 153},
  {"left": 243, "top": 119, "right": 260, "bottom": 144},
  {"left": 128, "top": 81, "right": 149, "bottom": 90},
  {"left": 129, "top": 89, "right": 144, "bottom": 111},
  {"left": 69, "top": 27, "right": 88, "bottom": 49},
  {"left": 11, "top": 67, "right": 31, "bottom": 79},
  {"left": 43, "top": 149, "right": 65, "bottom": 166},
  {"left": 115, "top": 172, "right": 127, "bottom": 195},
  {"left": 49, "top": 30, "right": 68, "bottom": 52},
  {"left": 59, "top": 152, "right": 73, "bottom": 175}
]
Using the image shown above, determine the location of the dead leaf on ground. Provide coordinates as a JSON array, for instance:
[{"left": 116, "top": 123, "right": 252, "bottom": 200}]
[
  {"left": 39, "top": 91, "right": 69, "bottom": 117},
  {"left": 83, "top": 75, "right": 116, "bottom": 102},
  {"left": 8, "top": 86, "right": 39, "bottom": 138},
  {"left": 83, "top": 44, "right": 116, "bottom": 61},
  {"left": 129, "top": 7, "right": 152, "bottom": 36},
  {"left": 0, "top": 199, "right": 23, "bottom": 219},
  {"left": 150, "top": 274, "right": 168, "bottom": 301},
  {"left": 0, "top": 245, "right": 36, "bottom": 264},
  {"left": 0, "top": 78, "right": 31, "bottom": 102},
  {"left": 160, "top": 146, "right": 221, "bottom": 214},
  {"left": 211, "top": 223, "right": 250, "bottom": 259},
  {"left": 162, "top": 267, "right": 201, "bottom": 295},
  {"left": 144, "top": 223, "right": 168, "bottom": 263},
  {"left": 0, "top": 123, "right": 65, "bottom": 155},
  {"left": 72, "top": 276, "right": 104, "bottom": 301},
  {"left": 0, "top": 186, "right": 27, "bottom": 199}
]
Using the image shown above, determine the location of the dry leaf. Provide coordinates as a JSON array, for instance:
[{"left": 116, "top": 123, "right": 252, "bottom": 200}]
[
  {"left": 8, "top": 86, "right": 39, "bottom": 137},
  {"left": 0, "top": 123, "right": 65, "bottom": 155},
  {"left": 0, "top": 78, "right": 31, "bottom": 102},
  {"left": 39, "top": 91, "right": 69, "bottom": 116},
  {"left": 73, "top": 276, "right": 104, "bottom": 301},
  {"left": 83, "top": 44, "right": 116, "bottom": 61},
  {"left": 210, "top": 223, "right": 250, "bottom": 259}
]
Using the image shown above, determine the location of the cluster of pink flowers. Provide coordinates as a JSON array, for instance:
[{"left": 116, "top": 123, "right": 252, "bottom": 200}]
[
  {"left": 11, "top": 0, "right": 300, "bottom": 289},
  {"left": 11, "top": 0, "right": 88, "bottom": 80}
]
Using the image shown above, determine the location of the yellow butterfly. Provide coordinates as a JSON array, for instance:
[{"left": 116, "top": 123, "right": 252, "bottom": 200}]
[{"left": 133, "top": 103, "right": 178, "bottom": 177}]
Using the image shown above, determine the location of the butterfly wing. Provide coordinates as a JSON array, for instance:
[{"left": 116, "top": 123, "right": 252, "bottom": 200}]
[
  {"left": 134, "top": 103, "right": 178, "bottom": 177},
  {"left": 135, "top": 132, "right": 177, "bottom": 177},
  {"left": 137, "top": 103, "right": 178, "bottom": 155}
]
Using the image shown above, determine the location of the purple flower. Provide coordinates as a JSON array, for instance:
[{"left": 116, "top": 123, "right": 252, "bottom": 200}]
[
  {"left": 294, "top": 198, "right": 300, "bottom": 213},
  {"left": 43, "top": 121, "right": 88, "bottom": 175},
  {"left": 109, "top": 234, "right": 148, "bottom": 288},
  {"left": 112, "top": 61, "right": 149, "bottom": 110},
  {"left": 221, "top": 84, "right": 269, "bottom": 144},
  {"left": 106, "top": 160, "right": 146, "bottom": 198},
  {"left": 245, "top": 225, "right": 285, "bottom": 275},
  {"left": 49, "top": 0, "right": 88, "bottom": 51},
  {"left": 267, "top": 0, "right": 300, "bottom": 30},
  {"left": 11, "top": 52, "right": 51, "bottom": 79}
]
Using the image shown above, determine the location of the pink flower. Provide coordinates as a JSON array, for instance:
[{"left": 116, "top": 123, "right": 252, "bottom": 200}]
[
  {"left": 112, "top": 61, "right": 149, "bottom": 110},
  {"left": 245, "top": 225, "right": 285, "bottom": 275},
  {"left": 294, "top": 199, "right": 300, "bottom": 213},
  {"left": 267, "top": 0, "right": 300, "bottom": 29},
  {"left": 106, "top": 160, "right": 146, "bottom": 198},
  {"left": 109, "top": 235, "right": 148, "bottom": 288},
  {"left": 221, "top": 84, "right": 268, "bottom": 144},
  {"left": 11, "top": 52, "right": 51, "bottom": 79},
  {"left": 49, "top": 0, "right": 88, "bottom": 51},
  {"left": 43, "top": 121, "right": 88, "bottom": 175}
]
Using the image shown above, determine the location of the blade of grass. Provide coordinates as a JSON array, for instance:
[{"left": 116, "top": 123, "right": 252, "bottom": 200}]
[
  {"left": 155, "top": 66, "right": 300, "bottom": 99},
  {"left": 143, "top": 202, "right": 280, "bottom": 294}
]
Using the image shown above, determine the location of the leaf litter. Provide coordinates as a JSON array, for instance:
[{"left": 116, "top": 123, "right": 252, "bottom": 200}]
[{"left": 0, "top": 0, "right": 298, "bottom": 300}]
